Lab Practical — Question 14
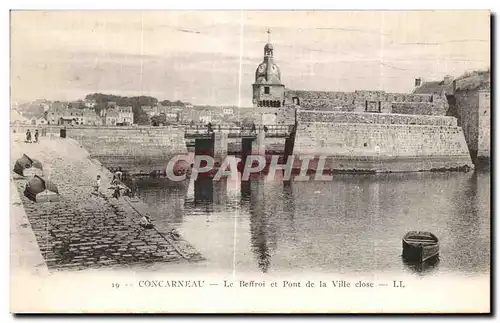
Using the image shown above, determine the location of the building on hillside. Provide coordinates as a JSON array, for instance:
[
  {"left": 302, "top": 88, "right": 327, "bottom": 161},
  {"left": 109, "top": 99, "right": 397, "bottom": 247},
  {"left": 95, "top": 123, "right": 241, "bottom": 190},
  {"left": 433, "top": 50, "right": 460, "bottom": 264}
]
[
  {"left": 165, "top": 110, "right": 178, "bottom": 119},
  {"left": 47, "top": 105, "right": 96, "bottom": 125},
  {"left": 170, "top": 105, "right": 184, "bottom": 112},
  {"left": 413, "top": 75, "right": 454, "bottom": 95},
  {"left": 59, "top": 117, "right": 75, "bottom": 125},
  {"left": 223, "top": 107, "right": 235, "bottom": 115},
  {"left": 106, "top": 110, "right": 119, "bottom": 126},
  {"left": 11, "top": 110, "right": 30, "bottom": 125},
  {"left": 200, "top": 114, "right": 212, "bottom": 124},
  {"left": 117, "top": 106, "right": 133, "bottom": 125},
  {"left": 65, "top": 109, "right": 85, "bottom": 125},
  {"left": 142, "top": 105, "right": 155, "bottom": 117},
  {"left": 31, "top": 117, "right": 48, "bottom": 125},
  {"left": 39, "top": 103, "right": 50, "bottom": 112},
  {"left": 68, "top": 101, "right": 82, "bottom": 109},
  {"left": 84, "top": 99, "right": 97, "bottom": 108},
  {"left": 49, "top": 101, "right": 67, "bottom": 111},
  {"left": 82, "top": 109, "right": 102, "bottom": 125},
  {"left": 46, "top": 102, "right": 68, "bottom": 125},
  {"left": 22, "top": 104, "right": 46, "bottom": 119}
]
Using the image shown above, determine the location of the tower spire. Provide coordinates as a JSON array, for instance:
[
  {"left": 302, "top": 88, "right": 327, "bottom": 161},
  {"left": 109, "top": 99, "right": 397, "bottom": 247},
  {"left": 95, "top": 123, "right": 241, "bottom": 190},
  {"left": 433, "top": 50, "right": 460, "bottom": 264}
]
[{"left": 267, "top": 28, "right": 271, "bottom": 43}]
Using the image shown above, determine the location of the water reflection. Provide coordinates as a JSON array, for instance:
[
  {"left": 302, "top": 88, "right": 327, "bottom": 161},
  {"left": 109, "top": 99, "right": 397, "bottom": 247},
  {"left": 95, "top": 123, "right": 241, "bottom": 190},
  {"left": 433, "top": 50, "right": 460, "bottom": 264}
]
[
  {"left": 133, "top": 171, "right": 490, "bottom": 276},
  {"left": 402, "top": 256, "right": 440, "bottom": 275},
  {"left": 246, "top": 179, "right": 278, "bottom": 273},
  {"left": 194, "top": 177, "right": 214, "bottom": 204},
  {"left": 185, "top": 177, "right": 230, "bottom": 216},
  {"left": 282, "top": 181, "right": 297, "bottom": 246},
  {"left": 125, "top": 177, "right": 187, "bottom": 225}
]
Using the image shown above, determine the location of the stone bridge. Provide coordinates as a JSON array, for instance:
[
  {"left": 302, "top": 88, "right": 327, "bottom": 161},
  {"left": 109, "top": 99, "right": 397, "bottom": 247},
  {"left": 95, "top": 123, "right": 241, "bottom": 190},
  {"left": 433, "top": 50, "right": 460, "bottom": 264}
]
[{"left": 184, "top": 124, "right": 297, "bottom": 162}]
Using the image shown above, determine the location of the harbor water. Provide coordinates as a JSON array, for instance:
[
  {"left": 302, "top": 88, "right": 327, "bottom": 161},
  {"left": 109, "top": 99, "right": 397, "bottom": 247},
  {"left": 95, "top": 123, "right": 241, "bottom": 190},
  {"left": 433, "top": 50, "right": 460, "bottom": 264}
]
[{"left": 132, "top": 168, "right": 490, "bottom": 277}]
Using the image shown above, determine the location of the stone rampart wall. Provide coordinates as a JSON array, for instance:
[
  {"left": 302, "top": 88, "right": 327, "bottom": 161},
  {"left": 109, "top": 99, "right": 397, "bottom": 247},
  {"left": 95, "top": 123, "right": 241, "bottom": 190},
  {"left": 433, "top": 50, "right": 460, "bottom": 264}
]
[
  {"left": 292, "top": 111, "right": 473, "bottom": 171},
  {"left": 297, "top": 110, "right": 457, "bottom": 126}
]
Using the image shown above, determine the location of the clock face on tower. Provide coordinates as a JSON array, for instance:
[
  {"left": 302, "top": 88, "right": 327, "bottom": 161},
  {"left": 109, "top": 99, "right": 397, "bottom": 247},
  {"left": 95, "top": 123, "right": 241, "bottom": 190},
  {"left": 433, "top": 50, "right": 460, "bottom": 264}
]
[{"left": 258, "top": 64, "right": 266, "bottom": 73}]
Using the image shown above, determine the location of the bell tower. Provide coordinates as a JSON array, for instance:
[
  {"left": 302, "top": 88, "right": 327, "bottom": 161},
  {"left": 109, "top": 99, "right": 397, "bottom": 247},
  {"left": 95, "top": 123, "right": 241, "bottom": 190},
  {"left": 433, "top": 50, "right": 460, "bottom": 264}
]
[{"left": 252, "top": 29, "right": 285, "bottom": 107}]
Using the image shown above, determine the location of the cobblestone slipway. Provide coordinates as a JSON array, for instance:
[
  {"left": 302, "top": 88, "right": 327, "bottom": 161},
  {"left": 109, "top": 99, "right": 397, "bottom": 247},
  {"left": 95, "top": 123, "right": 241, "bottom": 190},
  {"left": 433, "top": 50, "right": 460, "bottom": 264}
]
[{"left": 10, "top": 133, "right": 203, "bottom": 271}]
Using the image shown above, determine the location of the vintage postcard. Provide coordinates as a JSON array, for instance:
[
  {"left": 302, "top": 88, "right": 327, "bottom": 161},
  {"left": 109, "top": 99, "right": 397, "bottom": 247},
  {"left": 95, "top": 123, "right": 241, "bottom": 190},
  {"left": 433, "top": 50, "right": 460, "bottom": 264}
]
[{"left": 9, "top": 10, "right": 491, "bottom": 313}]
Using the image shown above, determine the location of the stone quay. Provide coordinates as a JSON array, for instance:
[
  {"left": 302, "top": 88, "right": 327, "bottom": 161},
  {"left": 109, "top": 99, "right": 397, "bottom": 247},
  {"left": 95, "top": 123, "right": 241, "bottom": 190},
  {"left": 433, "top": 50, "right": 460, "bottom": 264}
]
[{"left": 10, "top": 132, "right": 203, "bottom": 272}]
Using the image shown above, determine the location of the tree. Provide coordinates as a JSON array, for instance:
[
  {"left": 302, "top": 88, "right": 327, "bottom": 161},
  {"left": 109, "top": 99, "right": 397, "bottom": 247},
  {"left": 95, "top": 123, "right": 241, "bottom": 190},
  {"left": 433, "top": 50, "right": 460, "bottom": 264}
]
[
  {"left": 151, "top": 114, "right": 166, "bottom": 126},
  {"left": 241, "top": 117, "right": 256, "bottom": 128},
  {"left": 132, "top": 105, "right": 150, "bottom": 125}
]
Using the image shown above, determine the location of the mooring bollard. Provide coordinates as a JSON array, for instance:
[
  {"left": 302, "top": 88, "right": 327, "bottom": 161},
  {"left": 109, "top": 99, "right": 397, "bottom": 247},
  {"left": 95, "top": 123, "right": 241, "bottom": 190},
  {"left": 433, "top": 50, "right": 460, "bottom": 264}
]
[
  {"left": 60, "top": 127, "right": 66, "bottom": 138},
  {"left": 23, "top": 175, "right": 60, "bottom": 203}
]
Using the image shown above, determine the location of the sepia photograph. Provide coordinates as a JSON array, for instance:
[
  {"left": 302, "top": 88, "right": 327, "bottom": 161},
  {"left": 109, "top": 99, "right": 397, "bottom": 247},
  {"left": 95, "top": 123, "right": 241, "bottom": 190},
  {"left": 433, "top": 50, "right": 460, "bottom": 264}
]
[{"left": 9, "top": 9, "right": 491, "bottom": 313}]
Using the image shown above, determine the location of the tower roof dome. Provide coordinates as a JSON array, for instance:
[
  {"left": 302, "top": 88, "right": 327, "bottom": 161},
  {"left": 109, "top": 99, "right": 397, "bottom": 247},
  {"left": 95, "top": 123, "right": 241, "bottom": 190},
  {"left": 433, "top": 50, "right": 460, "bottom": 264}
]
[
  {"left": 255, "top": 61, "right": 281, "bottom": 84},
  {"left": 264, "top": 43, "right": 274, "bottom": 51},
  {"left": 254, "top": 29, "right": 281, "bottom": 85}
]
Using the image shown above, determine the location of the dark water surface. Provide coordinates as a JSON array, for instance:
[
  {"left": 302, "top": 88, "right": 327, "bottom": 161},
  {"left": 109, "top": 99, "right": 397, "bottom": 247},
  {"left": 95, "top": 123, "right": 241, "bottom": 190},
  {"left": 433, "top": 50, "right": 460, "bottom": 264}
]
[{"left": 133, "top": 169, "right": 490, "bottom": 276}]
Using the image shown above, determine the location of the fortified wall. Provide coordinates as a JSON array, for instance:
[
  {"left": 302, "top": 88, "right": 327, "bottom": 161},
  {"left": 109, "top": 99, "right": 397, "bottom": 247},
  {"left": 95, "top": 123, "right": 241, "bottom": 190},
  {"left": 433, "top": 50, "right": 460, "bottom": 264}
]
[
  {"left": 452, "top": 88, "right": 490, "bottom": 163},
  {"left": 12, "top": 125, "right": 189, "bottom": 174},
  {"left": 285, "top": 90, "right": 449, "bottom": 116},
  {"left": 65, "top": 126, "right": 188, "bottom": 174},
  {"left": 232, "top": 106, "right": 295, "bottom": 125},
  {"left": 291, "top": 110, "right": 473, "bottom": 172}
]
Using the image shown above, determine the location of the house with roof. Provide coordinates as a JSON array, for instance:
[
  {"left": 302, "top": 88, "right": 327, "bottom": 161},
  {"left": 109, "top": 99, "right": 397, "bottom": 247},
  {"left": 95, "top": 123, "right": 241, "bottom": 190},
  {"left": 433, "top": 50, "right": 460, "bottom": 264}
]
[
  {"left": 412, "top": 70, "right": 491, "bottom": 164},
  {"left": 11, "top": 110, "right": 30, "bottom": 125},
  {"left": 413, "top": 75, "right": 455, "bottom": 96},
  {"left": 84, "top": 99, "right": 97, "bottom": 108},
  {"left": 82, "top": 109, "right": 101, "bottom": 125},
  {"left": 117, "top": 106, "right": 133, "bottom": 125},
  {"left": 106, "top": 110, "right": 119, "bottom": 126}
]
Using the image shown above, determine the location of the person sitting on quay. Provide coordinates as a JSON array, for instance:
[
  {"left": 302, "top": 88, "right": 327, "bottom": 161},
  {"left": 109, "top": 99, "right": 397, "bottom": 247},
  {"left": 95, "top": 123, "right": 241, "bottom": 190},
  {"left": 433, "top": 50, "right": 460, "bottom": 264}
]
[
  {"left": 93, "top": 175, "right": 101, "bottom": 195},
  {"left": 170, "top": 228, "right": 181, "bottom": 240},
  {"left": 140, "top": 215, "right": 154, "bottom": 229}
]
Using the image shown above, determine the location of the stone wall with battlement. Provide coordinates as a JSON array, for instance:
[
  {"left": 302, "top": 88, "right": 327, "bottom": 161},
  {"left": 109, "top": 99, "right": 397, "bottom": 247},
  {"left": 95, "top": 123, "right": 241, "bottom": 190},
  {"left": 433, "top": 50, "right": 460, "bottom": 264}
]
[
  {"left": 296, "top": 110, "right": 457, "bottom": 126},
  {"left": 453, "top": 89, "right": 490, "bottom": 163},
  {"left": 285, "top": 89, "right": 448, "bottom": 116},
  {"left": 291, "top": 110, "right": 473, "bottom": 172}
]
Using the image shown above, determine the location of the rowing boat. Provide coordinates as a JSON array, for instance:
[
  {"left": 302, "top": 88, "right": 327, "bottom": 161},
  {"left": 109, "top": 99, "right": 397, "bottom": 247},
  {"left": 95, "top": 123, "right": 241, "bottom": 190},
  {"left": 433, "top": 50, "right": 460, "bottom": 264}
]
[{"left": 402, "top": 231, "right": 439, "bottom": 263}]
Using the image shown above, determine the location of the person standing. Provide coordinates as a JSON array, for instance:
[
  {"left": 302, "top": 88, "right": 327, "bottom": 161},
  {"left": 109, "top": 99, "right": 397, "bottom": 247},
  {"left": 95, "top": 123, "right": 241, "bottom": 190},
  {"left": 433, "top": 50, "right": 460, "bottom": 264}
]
[
  {"left": 26, "top": 129, "right": 32, "bottom": 143},
  {"left": 112, "top": 185, "right": 121, "bottom": 199},
  {"left": 115, "top": 167, "right": 123, "bottom": 181},
  {"left": 34, "top": 129, "right": 39, "bottom": 143}
]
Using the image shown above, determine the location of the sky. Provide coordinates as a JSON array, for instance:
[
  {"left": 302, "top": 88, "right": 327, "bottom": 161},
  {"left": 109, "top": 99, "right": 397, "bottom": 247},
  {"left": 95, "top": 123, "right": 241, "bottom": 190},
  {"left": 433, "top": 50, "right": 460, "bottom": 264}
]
[{"left": 10, "top": 10, "right": 490, "bottom": 106}]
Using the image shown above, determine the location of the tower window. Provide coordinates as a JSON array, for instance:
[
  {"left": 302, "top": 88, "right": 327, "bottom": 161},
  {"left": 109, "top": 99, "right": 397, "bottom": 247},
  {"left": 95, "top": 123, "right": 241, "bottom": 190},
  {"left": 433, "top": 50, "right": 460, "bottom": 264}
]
[{"left": 264, "top": 87, "right": 270, "bottom": 94}]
